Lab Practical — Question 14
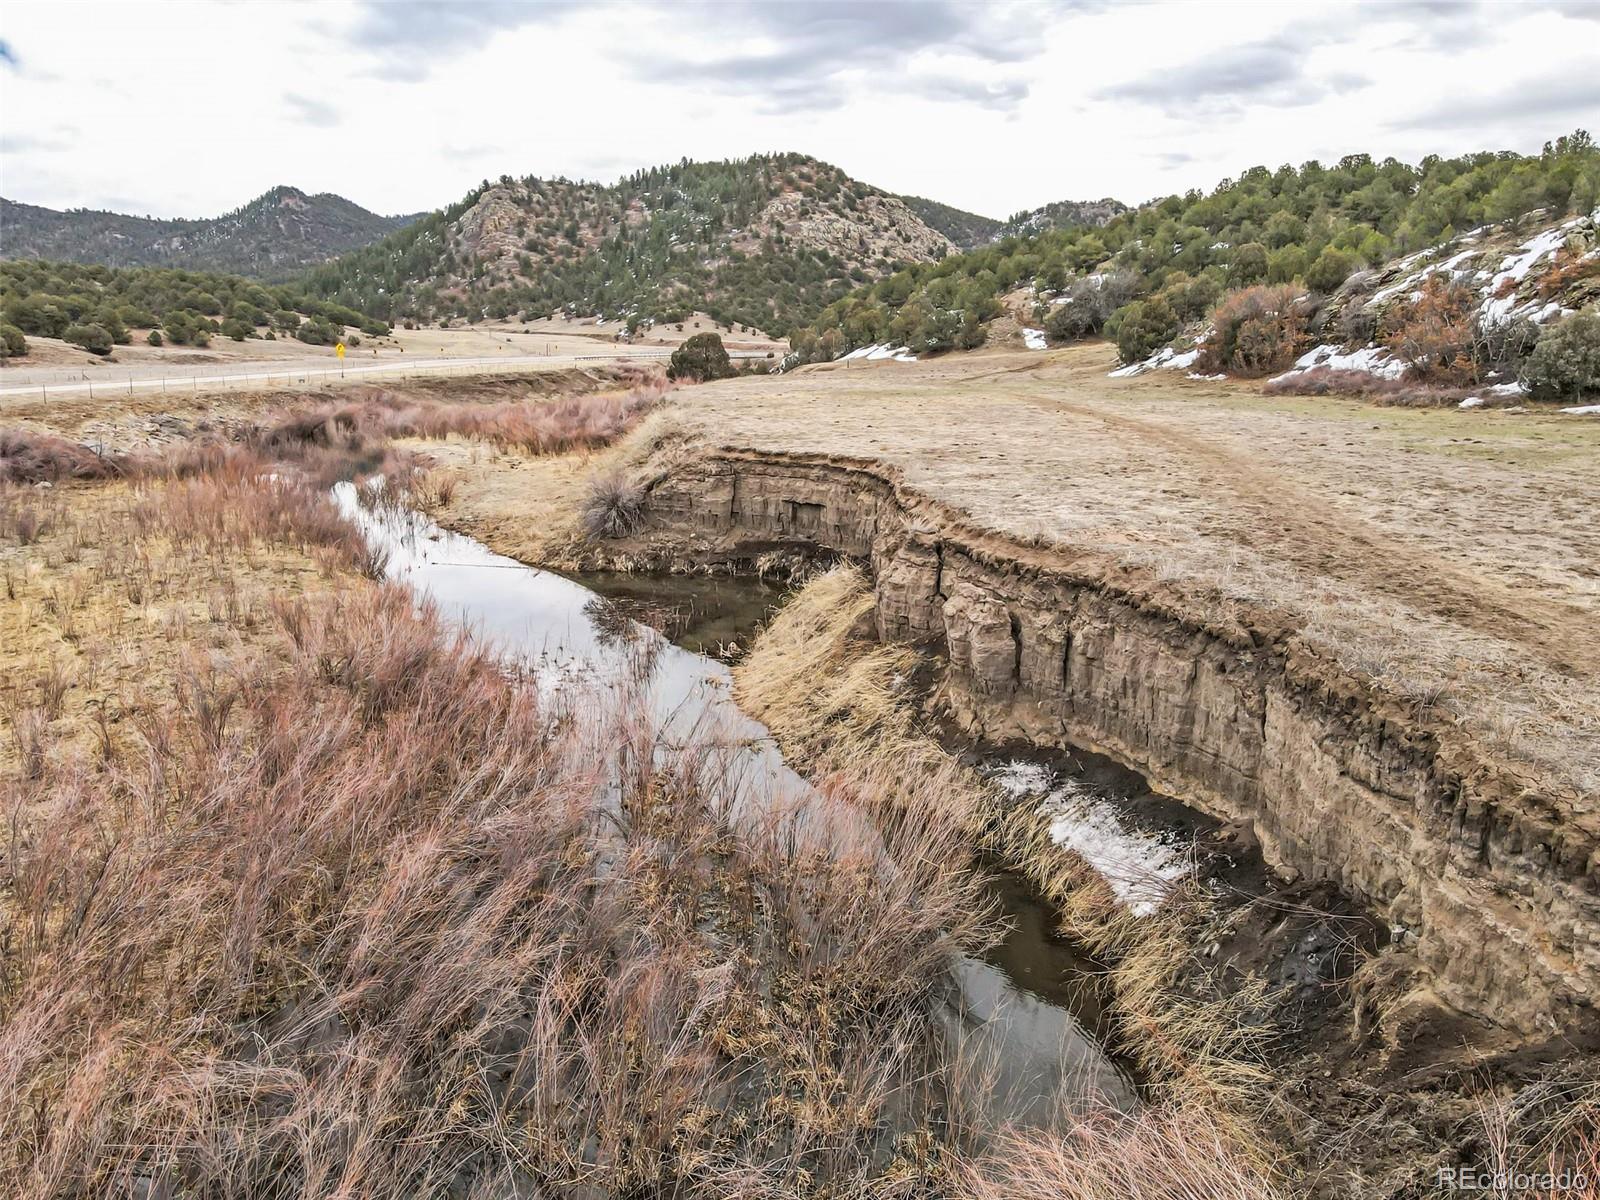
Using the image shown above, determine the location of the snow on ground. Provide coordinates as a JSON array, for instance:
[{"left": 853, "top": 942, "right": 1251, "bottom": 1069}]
[
  {"left": 1269, "top": 343, "right": 1409, "bottom": 384},
  {"left": 989, "top": 761, "right": 1190, "bottom": 917},
  {"left": 840, "top": 343, "right": 918, "bottom": 363},
  {"left": 1357, "top": 211, "right": 1593, "bottom": 344},
  {"left": 1480, "top": 219, "right": 1584, "bottom": 325},
  {"left": 1561, "top": 405, "right": 1600, "bottom": 415},
  {"left": 1459, "top": 396, "right": 1486, "bottom": 409},
  {"left": 1022, "top": 328, "right": 1047, "bottom": 350},
  {"left": 1108, "top": 346, "right": 1200, "bottom": 378}
]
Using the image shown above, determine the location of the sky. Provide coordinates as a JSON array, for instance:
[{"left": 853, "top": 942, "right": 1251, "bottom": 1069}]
[{"left": 2, "top": 0, "right": 1598, "bottom": 222}]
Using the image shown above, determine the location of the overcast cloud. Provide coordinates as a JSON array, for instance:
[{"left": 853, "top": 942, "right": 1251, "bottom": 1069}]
[{"left": 0, "top": 0, "right": 1595, "bottom": 221}]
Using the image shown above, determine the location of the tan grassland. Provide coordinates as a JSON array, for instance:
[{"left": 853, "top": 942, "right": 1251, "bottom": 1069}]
[{"left": 626, "top": 343, "right": 1600, "bottom": 801}]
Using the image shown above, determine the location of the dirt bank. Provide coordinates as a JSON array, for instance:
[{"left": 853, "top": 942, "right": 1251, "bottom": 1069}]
[{"left": 586, "top": 444, "right": 1597, "bottom": 1040}]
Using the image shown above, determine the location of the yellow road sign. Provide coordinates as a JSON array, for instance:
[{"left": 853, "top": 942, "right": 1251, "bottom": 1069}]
[{"left": 335, "top": 342, "right": 346, "bottom": 358}]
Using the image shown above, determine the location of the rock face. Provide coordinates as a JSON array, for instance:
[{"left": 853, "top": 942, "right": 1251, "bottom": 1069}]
[
  {"left": 626, "top": 450, "right": 1599, "bottom": 1037},
  {"left": 748, "top": 192, "right": 954, "bottom": 263}
]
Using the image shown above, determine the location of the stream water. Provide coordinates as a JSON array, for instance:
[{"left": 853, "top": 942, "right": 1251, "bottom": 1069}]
[{"left": 333, "top": 484, "right": 1140, "bottom": 1121}]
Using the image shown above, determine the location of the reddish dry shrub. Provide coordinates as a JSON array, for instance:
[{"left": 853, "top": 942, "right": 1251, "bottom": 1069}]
[
  {"left": 1534, "top": 245, "right": 1600, "bottom": 301},
  {"left": 0, "top": 429, "right": 117, "bottom": 485},
  {"left": 1381, "top": 276, "right": 1480, "bottom": 384},
  {"left": 1197, "top": 286, "right": 1310, "bottom": 377},
  {"left": 257, "top": 380, "right": 666, "bottom": 462},
  {"left": 1263, "top": 367, "right": 1474, "bottom": 406}
]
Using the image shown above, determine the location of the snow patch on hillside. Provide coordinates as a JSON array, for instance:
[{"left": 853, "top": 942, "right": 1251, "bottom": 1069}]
[
  {"left": 1022, "top": 328, "right": 1047, "bottom": 350},
  {"left": 1108, "top": 346, "right": 1199, "bottom": 377},
  {"left": 1270, "top": 343, "right": 1409, "bottom": 384},
  {"left": 840, "top": 343, "right": 918, "bottom": 363}
]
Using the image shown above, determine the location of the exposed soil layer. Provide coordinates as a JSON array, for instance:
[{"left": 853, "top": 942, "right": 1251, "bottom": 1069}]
[{"left": 605, "top": 446, "right": 1598, "bottom": 1040}]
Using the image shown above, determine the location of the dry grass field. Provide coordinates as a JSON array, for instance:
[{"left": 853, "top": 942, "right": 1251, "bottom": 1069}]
[
  {"left": 0, "top": 311, "right": 781, "bottom": 390},
  {"left": 617, "top": 343, "right": 1600, "bottom": 802}
]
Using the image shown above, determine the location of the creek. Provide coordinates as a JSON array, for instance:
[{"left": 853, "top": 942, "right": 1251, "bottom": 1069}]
[{"left": 333, "top": 483, "right": 1142, "bottom": 1121}]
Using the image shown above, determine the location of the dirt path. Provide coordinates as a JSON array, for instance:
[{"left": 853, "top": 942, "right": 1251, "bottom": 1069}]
[{"left": 1032, "top": 391, "right": 1600, "bottom": 679}]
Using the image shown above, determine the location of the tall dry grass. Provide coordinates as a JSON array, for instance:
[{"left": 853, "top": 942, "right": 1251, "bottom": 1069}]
[
  {"left": 0, "top": 461, "right": 1055, "bottom": 1197},
  {"left": 732, "top": 564, "right": 1290, "bottom": 1188},
  {"left": 0, "top": 376, "right": 664, "bottom": 493},
  {"left": 961, "top": 1114, "right": 1285, "bottom": 1200},
  {"left": 256, "top": 379, "right": 667, "bottom": 461},
  {"left": 0, "top": 589, "right": 1019, "bottom": 1196}
]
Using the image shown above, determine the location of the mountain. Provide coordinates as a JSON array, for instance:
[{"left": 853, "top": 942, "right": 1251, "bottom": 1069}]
[
  {"left": 304, "top": 153, "right": 956, "bottom": 337},
  {"left": 998, "top": 197, "right": 1130, "bottom": 238},
  {"left": 897, "top": 196, "right": 1004, "bottom": 250},
  {"left": 0, "top": 187, "right": 420, "bottom": 279}
]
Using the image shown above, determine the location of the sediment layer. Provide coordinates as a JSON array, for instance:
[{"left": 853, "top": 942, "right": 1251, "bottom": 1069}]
[{"left": 620, "top": 448, "right": 1599, "bottom": 1036}]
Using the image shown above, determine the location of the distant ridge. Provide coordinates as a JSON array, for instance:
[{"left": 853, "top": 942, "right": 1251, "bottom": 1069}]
[
  {"left": 898, "top": 195, "right": 1130, "bottom": 251},
  {"left": 0, "top": 186, "right": 421, "bottom": 279}
]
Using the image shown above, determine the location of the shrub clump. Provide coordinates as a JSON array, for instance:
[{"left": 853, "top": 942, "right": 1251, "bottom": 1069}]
[
  {"left": 1520, "top": 311, "right": 1600, "bottom": 401},
  {"left": 0, "top": 429, "right": 117, "bottom": 484},
  {"left": 1304, "top": 246, "right": 1356, "bottom": 295},
  {"left": 1197, "top": 285, "right": 1309, "bottom": 376},
  {"left": 1106, "top": 297, "right": 1180, "bottom": 364},
  {"left": 580, "top": 469, "right": 645, "bottom": 539},
  {"left": 0, "top": 323, "right": 26, "bottom": 358},
  {"left": 667, "top": 332, "right": 736, "bottom": 382},
  {"left": 1381, "top": 276, "right": 1478, "bottom": 384},
  {"left": 63, "top": 323, "right": 114, "bottom": 356},
  {"left": 1043, "top": 272, "right": 1138, "bottom": 343}
]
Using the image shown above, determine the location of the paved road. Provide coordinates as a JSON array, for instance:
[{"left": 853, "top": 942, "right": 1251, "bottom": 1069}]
[{"left": 0, "top": 347, "right": 765, "bottom": 400}]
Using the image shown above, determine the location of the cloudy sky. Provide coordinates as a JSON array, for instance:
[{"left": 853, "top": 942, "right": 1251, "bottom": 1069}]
[{"left": 2, "top": 0, "right": 1598, "bottom": 221}]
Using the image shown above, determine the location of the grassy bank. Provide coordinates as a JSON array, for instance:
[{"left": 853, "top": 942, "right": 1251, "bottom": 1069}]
[
  {"left": 0, "top": 428, "right": 1223, "bottom": 1197},
  {"left": 732, "top": 565, "right": 1289, "bottom": 1194}
]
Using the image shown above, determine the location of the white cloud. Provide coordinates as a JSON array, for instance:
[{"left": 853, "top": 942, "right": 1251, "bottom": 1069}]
[{"left": 0, "top": 0, "right": 1595, "bottom": 222}]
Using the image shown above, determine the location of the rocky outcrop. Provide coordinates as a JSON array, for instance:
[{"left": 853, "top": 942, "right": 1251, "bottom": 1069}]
[
  {"left": 748, "top": 192, "right": 954, "bottom": 264},
  {"left": 623, "top": 450, "right": 1600, "bottom": 1037}
]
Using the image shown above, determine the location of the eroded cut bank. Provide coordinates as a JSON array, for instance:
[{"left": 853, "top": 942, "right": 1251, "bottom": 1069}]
[{"left": 597, "top": 448, "right": 1598, "bottom": 1037}]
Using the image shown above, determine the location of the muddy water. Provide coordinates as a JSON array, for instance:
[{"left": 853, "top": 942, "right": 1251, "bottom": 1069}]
[{"left": 333, "top": 485, "right": 1138, "bottom": 1119}]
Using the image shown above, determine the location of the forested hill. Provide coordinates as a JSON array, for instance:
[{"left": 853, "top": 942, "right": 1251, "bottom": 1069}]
[
  {"left": 998, "top": 197, "right": 1130, "bottom": 239},
  {"left": 0, "top": 187, "right": 418, "bottom": 280},
  {"left": 896, "top": 196, "right": 1004, "bottom": 250},
  {"left": 789, "top": 133, "right": 1600, "bottom": 361},
  {"left": 896, "top": 194, "right": 1130, "bottom": 251},
  {"left": 301, "top": 153, "right": 959, "bottom": 338}
]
